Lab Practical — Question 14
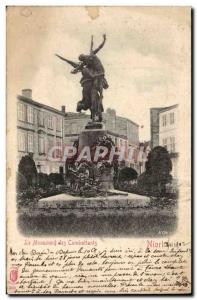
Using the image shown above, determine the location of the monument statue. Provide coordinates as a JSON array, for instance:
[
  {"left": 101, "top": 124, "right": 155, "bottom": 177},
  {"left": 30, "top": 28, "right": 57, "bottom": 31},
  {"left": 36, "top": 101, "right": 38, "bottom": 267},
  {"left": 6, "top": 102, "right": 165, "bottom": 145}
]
[
  {"left": 55, "top": 34, "right": 108, "bottom": 122},
  {"left": 55, "top": 35, "right": 114, "bottom": 192}
]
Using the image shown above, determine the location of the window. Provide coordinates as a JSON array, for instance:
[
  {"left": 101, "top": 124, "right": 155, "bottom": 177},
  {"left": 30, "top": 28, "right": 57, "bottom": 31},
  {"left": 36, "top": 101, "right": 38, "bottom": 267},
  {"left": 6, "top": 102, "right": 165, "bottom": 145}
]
[
  {"left": 77, "top": 125, "right": 82, "bottom": 134},
  {"left": 59, "top": 166, "right": 63, "bottom": 174},
  {"left": 27, "top": 133, "right": 34, "bottom": 153},
  {"left": 69, "top": 123, "right": 74, "bottom": 134},
  {"left": 163, "top": 138, "right": 168, "bottom": 149},
  {"left": 72, "top": 123, "right": 77, "bottom": 133},
  {"left": 27, "top": 106, "right": 34, "bottom": 124},
  {"left": 18, "top": 131, "right": 26, "bottom": 152},
  {"left": 38, "top": 111, "right": 44, "bottom": 126},
  {"left": 48, "top": 115, "right": 53, "bottom": 129},
  {"left": 64, "top": 121, "right": 71, "bottom": 134},
  {"left": 47, "top": 136, "right": 55, "bottom": 157},
  {"left": 47, "top": 136, "right": 54, "bottom": 151},
  {"left": 56, "top": 117, "right": 62, "bottom": 132},
  {"left": 55, "top": 137, "right": 62, "bottom": 158},
  {"left": 18, "top": 103, "right": 26, "bottom": 121},
  {"left": 162, "top": 115, "right": 167, "bottom": 127},
  {"left": 56, "top": 138, "right": 62, "bottom": 147},
  {"left": 170, "top": 112, "right": 175, "bottom": 124},
  {"left": 170, "top": 136, "right": 175, "bottom": 152},
  {"left": 38, "top": 136, "right": 45, "bottom": 154}
]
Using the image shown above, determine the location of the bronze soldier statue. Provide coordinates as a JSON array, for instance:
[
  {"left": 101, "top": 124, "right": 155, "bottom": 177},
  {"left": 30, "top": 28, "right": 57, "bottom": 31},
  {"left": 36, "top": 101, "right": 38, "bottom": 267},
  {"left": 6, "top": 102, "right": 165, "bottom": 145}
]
[{"left": 55, "top": 34, "right": 108, "bottom": 122}]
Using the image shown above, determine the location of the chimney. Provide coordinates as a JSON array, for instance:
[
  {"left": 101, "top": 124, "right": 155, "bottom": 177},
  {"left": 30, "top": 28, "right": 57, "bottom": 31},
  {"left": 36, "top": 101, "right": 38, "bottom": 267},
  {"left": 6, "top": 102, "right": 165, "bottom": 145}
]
[
  {"left": 61, "top": 105, "right": 66, "bottom": 113},
  {"left": 22, "top": 89, "right": 32, "bottom": 99}
]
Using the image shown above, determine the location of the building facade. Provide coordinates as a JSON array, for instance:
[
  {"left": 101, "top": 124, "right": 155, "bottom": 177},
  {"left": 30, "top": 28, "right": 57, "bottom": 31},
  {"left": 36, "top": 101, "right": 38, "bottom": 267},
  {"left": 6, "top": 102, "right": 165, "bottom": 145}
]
[
  {"left": 17, "top": 89, "right": 65, "bottom": 174},
  {"left": 150, "top": 104, "right": 179, "bottom": 179},
  {"left": 64, "top": 107, "right": 140, "bottom": 171},
  {"left": 17, "top": 89, "right": 140, "bottom": 174},
  {"left": 103, "top": 108, "right": 139, "bottom": 147}
]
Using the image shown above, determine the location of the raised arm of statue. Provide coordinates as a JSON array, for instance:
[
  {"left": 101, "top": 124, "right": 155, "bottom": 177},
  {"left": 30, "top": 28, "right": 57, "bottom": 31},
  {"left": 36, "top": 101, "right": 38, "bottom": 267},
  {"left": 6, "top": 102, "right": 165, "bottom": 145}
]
[
  {"left": 92, "top": 34, "right": 106, "bottom": 55},
  {"left": 55, "top": 54, "right": 81, "bottom": 68},
  {"left": 90, "top": 35, "right": 94, "bottom": 53}
]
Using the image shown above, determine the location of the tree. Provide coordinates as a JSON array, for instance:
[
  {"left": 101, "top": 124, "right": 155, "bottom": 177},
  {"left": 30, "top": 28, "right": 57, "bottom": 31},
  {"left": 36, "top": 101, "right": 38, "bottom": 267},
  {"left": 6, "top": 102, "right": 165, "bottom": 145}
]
[
  {"left": 138, "top": 146, "right": 172, "bottom": 194},
  {"left": 18, "top": 155, "right": 37, "bottom": 186}
]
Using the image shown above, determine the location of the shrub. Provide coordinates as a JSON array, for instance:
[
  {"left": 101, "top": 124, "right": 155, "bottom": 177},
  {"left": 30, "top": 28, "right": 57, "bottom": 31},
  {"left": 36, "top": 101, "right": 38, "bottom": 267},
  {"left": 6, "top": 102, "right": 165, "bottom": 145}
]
[
  {"left": 137, "top": 146, "right": 173, "bottom": 196},
  {"left": 18, "top": 155, "right": 37, "bottom": 186},
  {"left": 37, "top": 173, "right": 50, "bottom": 187},
  {"left": 16, "top": 172, "right": 28, "bottom": 192},
  {"left": 118, "top": 167, "right": 138, "bottom": 182},
  {"left": 48, "top": 173, "right": 64, "bottom": 185}
]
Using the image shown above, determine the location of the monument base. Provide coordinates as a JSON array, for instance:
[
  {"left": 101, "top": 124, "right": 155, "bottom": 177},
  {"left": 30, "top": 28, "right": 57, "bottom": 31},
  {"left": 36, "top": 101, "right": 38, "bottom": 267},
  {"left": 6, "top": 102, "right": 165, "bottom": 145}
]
[
  {"left": 37, "top": 191, "right": 150, "bottom": 212},
  {"left": 85, "top": 121, "right": 104, "bottom": 130},
  {"left": 78, "top": 122, "right": 106, "bottom": 151},
  {"left": 100, "top": 168, "right": 114, "bottom": 191},
  {"left": 78, "top": 121, "right": 114, "bottom": 191}
]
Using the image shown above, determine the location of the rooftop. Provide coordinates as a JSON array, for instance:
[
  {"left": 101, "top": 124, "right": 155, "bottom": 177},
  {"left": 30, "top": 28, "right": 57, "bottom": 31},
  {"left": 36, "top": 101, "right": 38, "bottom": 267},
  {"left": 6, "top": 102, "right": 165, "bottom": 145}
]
[
  {"left": 159, "top": 104, "right": 179, "bottom": 113},
  {"left": 17, "top": 92, "right": 139, "bottom": 126},
  {"left": 18, "top": 95, "right": 66, "bottom": 116},
  {"left": 150, "top": 104, "right": 178, "bottom": 114}
]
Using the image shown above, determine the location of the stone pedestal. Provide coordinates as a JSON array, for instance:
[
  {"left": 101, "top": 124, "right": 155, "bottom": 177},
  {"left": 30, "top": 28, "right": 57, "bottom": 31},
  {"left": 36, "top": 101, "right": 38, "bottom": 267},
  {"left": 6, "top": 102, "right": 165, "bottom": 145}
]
[
  {"left": 78, "top": 129, "right": 106, "bottom": 152},
  {"left": 100, "top": 168, "right": 114, "bottom": 191},
  {"left": 78, "top": 122, "right": 106, "bottom": 152}
]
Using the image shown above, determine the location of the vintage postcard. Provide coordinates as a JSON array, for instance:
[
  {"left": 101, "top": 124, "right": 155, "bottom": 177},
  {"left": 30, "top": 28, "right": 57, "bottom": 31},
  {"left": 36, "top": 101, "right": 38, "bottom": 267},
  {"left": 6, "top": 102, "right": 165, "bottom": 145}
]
[{"left": 6, "top": 6, "right": 192, "bottom": 294}]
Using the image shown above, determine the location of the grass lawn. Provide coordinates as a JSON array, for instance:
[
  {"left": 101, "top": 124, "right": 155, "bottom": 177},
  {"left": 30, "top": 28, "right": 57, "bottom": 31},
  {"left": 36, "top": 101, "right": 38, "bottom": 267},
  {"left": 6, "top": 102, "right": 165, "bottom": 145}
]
[{"left": 18, "top": 200, "right": 177, "bottom": 237}]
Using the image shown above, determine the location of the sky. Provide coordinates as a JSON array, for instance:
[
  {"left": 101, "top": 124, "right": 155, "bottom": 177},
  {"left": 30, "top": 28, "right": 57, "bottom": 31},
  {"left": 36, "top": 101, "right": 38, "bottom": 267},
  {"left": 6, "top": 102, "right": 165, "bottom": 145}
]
[{"left": 7, "top": 6, "right": 190, "bottom": 141}]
